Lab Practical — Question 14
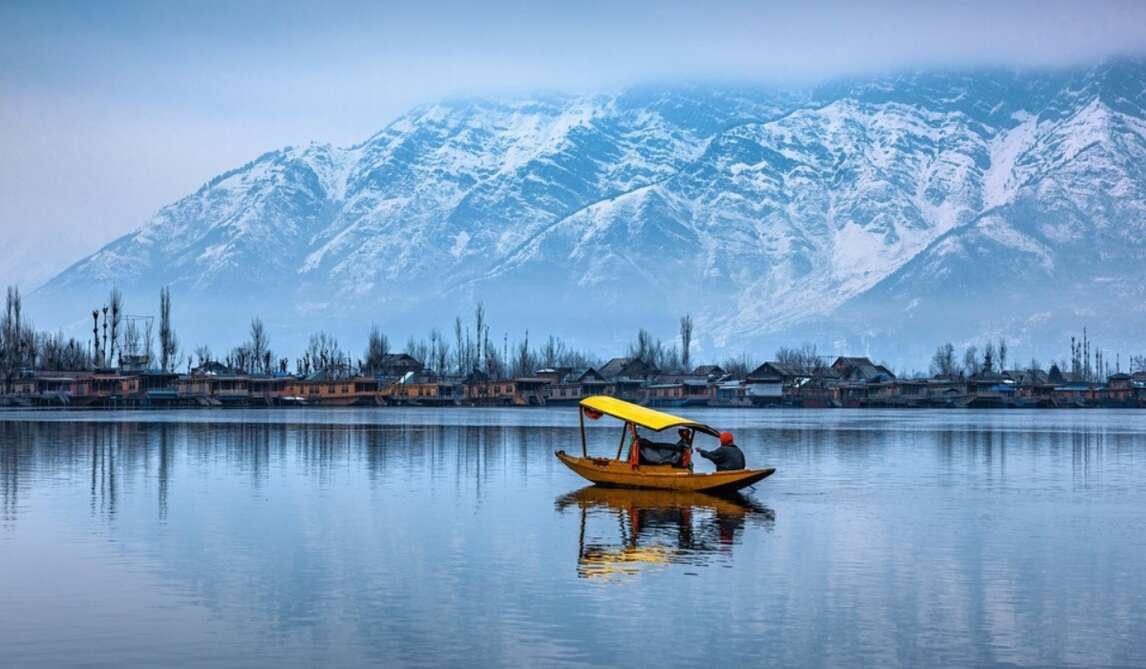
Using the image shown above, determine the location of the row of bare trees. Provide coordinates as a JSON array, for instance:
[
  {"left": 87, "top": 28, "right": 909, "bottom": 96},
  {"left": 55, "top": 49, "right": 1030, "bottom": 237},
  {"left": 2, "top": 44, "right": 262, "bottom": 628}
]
[
  {"left": 929, "top": 338, "right": 1014, "bottom": 378},
  {"left": 0, "top": 285, "right": 183, "bottom": 390},
  {"left": 9, "top": 282, "right": 1146, "bottom": 385},
  {"left": 2, "top": 287, "right": 93, "bottom": 391},
  {"left": 383, "top": 302, "right": 598, "bottom": 379},
  {"left": 3, "top": 291, "right": 732, "bottom": 384},
  {"left": 281, "top": 302, "right": 607, "bottom": 380},
  {"left": 81, "top": 287, "right": 181, "bottom": 372},
  {"left": 626, "top": 315, "right": 695, "bottom": 374},
  {"left": 928, "top": 331, "right": 1146, "bottom": 381}
]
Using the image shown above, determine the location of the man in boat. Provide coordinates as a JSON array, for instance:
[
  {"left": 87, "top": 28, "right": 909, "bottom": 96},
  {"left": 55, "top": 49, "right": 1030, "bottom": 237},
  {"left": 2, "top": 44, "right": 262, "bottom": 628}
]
[{"left": 697, "top": 432, "right": 745, "bottom": 471}]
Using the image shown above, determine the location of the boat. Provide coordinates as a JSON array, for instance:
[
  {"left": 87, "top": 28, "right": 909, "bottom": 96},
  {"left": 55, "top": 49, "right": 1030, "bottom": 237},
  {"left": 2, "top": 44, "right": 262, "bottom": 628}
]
[{"left": 554, "top": 395, "right": 775, "bottom": 493}]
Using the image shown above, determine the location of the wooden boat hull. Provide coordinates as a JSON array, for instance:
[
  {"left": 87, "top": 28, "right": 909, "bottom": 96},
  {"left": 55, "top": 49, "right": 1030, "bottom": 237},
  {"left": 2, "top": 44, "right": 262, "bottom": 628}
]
[{"left": 555, "top": 451, "right": 774, "bottom": 493}]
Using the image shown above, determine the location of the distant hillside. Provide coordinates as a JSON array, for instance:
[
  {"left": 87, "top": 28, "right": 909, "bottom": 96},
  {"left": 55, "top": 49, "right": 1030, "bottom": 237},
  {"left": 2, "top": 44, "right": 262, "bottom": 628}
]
[{"left": 35, "top": 60, "right": 1146, "bottom": 364}]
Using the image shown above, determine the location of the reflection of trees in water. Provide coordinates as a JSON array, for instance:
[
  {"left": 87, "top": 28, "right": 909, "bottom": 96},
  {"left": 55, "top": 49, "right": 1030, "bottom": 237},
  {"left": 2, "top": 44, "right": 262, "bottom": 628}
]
[
  {"left": 2, "top": 421, "right": 695, "bottom": 535},
  {"left": 295, "top": 423, "right": 354, "bottom": 483},
  {"left": 1, "top": 422, "right": 160, "bottom": 521},
  {"left": 1, "top": 422, "right": 122, "bottom": 525},
  {"left": 89, "top": 424, "right": 116, "bottom": 517},
  {"left": 3, "top": 417, "right": 1143, "bottom": 529},
  {"left": 452, "top": 425, "right": 549, "bottom": 499},
  {"left": 11, "top": 419, "right": 584, "bottom": 498},
  {"left": 156, "top": 424, "right": 172, "bottom": 519},
  {"left": 967, "top": 429, "right": 1006, "bottom": 482},
  {"left": 0, "top": 420, "right": 590, "bottom": 522},
  {"left": 1066, "top": 426, "right": 1134, "bottom": 489},
  {"left": 0, "top": 425, "right": 19, "bottom": 527},
  {"left": 89, "top": 423, "right": 175, "bottom": 520},
  {"left": 931, "top": 419, "right": 1146, "bottom": 492}
]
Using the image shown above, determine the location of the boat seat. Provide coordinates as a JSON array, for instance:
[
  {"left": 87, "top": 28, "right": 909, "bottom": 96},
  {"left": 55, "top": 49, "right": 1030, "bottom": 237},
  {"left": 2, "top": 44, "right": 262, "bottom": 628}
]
[{"left": 636, "top": 438, "right": 686, "bottom": 467}]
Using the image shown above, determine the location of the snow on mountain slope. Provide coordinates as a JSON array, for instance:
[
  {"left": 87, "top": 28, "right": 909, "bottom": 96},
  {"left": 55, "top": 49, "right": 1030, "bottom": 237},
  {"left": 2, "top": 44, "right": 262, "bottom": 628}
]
[
  {"left": 474, "top": 96, "right": 993, "bottom": 343},
  {"left": 34, "top": 62, "right": 1146, "bottom": 360},
  {"left": 832, "top": 69, "right": 1146, "bottom": 359}
]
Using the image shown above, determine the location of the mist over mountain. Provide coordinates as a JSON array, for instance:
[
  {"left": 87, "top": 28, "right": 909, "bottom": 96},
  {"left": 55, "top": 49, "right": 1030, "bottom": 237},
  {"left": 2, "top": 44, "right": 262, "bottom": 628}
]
[{"left": 34, "top": 59, "right": 1146, "bottom": 367}]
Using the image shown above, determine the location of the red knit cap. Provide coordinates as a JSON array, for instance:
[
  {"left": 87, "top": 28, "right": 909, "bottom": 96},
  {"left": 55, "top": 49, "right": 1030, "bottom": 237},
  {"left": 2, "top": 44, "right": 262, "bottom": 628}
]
[{"left": 720, "top": 431, "right": 734, "bottom": 445}]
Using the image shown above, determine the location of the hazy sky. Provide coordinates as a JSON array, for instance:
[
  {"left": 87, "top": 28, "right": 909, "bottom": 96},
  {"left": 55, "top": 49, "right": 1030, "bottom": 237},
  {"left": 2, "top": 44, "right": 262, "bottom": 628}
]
[{"left": 3, "top": 0, "right": 1146, "bottom": 289}]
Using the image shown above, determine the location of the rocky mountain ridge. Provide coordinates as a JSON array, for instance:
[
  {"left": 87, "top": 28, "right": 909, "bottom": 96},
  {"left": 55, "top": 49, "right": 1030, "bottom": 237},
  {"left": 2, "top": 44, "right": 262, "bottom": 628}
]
[{"left": 37, "top": 60, "right": 1146, "bottom": 362}]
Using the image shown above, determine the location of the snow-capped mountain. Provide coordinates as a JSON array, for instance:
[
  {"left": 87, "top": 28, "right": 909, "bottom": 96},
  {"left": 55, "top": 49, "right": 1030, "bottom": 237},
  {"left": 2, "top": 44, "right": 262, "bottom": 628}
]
[{"left": 36, "top": 61, "right": 1146, "bottom": 363}]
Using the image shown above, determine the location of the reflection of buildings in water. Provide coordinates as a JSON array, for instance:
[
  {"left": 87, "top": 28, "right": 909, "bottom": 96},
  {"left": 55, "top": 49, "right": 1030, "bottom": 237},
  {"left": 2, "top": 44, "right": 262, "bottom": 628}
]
[{"left": 555, "top": 487, "right": 775, "bottom": 579}]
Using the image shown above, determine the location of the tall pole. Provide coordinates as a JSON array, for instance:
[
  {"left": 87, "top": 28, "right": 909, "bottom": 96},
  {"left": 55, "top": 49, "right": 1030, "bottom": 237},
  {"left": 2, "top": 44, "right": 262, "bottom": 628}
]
[
  {"left": 579, "top": 409, "right": 587, "bottom": 457},
  {"left": 615, "top": 422, "right": 628, "bottom": 461}
]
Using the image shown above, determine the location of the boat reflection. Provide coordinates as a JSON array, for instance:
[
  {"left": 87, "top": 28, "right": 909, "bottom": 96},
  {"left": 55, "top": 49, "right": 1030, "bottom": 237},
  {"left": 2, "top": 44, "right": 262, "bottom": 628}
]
[{"left": 555, "top": 486, "right": 775, "bottom": 579}]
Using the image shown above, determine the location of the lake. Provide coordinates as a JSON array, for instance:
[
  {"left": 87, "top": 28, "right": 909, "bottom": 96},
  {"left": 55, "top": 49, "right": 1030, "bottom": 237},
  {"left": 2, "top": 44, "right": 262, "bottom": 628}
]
[{"left": 1, "top": 408, "right": 1144, "bottom": 668}]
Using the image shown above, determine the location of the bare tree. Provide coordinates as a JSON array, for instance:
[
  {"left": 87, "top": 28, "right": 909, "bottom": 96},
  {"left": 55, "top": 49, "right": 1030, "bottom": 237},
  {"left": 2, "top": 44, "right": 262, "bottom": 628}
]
[
  {"left": 775, "top": 342, "right": 822, "bottom": 373},
  {"left": 158, "top": 287, "right": 179, "bottom": 372},
  {"left": 720, "top": 352, "right": 756, "bottom": 378},
  {"left": 122, "top": 318, "right": 141, "bottom": 361},
  {"left": 679, "top": 314, "right": 693, "bottom": 372},
  {"left": 962, "top": 345, "right": 979, "bottom": 377},
  {"left": 513, "top": 329, "right": 532, "bottom": 377},
  {"left": 628, "top": 329, "right": 662, "bottom": 368},
  {"left": 454, "top": 317, "right": 464, "bottom": 374},
  {"left": 37, "top": 331, "right": 90, "bottom": 371},
  {"left": 2, "top": 287, "right": 28, "bottom": 390},
  {"left": 541, "top": 335, "right": 560, "bottom": 368},
  {"left": 1, "top": 289, "right": 93, "bottom": 378},
  {"left": 474, "top": 301, "right": 485, "bottom": 369},
  {"left": 404, "top": 335, "right": 428, "bottom": 368},
  {"left": 143, "top": 319, "right": 155, "bottom": 368},
  {"left": 929, "top": 342, "right": 957, "bottom": 377},
  {"left": 982, "top": 340, "right": 996, "bottom": 375},
  {"left": 304, "top": 332, "right": 345, "bottom": 376},
  {"left": 436, "top": 338, "right": 451, "bottom": 375},
  {"left": 108, "top": 288, "right": 123, "bottom": 366},
  {"left": 464, "top": 326, "right": 474, "bottom": 373},
  {"left": 101, "top": 305, "right": 108, "bottom": 367},
  {"left": 363, "top": 325, "right": 390, "bottom": 374},
  {"left": 483, "top": 332, "right": 503, "bottom": 379},
  {"left": 248, "top": 318, "right": 270, "bottom": 374},
  {"left": 998, "top": 337, "right": 1008, "bottom": 372},
  {"left": 91, "top": 309, "right": 100, "bottom": 366}
]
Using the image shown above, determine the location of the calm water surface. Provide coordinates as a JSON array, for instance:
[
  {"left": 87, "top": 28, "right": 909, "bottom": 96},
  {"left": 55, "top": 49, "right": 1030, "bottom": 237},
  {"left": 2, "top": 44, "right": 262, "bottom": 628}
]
[{"left": 1, "top": 408, "right": 1144, "bottom": 668}]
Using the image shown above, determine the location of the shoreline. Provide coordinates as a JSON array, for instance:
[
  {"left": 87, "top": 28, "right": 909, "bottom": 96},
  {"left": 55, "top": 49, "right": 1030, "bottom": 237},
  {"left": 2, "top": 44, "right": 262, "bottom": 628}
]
[{"left": 2, "top": 402, "right": 1142, "bottom": 412}]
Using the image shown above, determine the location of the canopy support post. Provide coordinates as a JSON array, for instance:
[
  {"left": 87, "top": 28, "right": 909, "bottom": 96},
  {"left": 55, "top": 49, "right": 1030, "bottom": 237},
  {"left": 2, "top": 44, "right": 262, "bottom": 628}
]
[
  {"left": 579, "top": 408, "right": 587, "bottom": 457},
  {"left": 615, "top": 422, "right": 628, "bottom": 461}
]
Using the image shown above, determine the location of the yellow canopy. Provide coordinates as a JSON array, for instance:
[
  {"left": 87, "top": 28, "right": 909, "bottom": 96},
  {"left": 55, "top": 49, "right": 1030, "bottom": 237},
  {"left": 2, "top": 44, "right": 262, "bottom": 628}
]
[{"left": 579, "top": 395, "right": 719, "bottom": 436}]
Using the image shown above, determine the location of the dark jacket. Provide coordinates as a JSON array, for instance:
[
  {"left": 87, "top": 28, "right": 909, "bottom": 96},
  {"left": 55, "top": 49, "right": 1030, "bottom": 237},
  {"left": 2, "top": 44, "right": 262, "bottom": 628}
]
[{"left": 698, "top": 444, "right": 745, "bottom": 471}]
